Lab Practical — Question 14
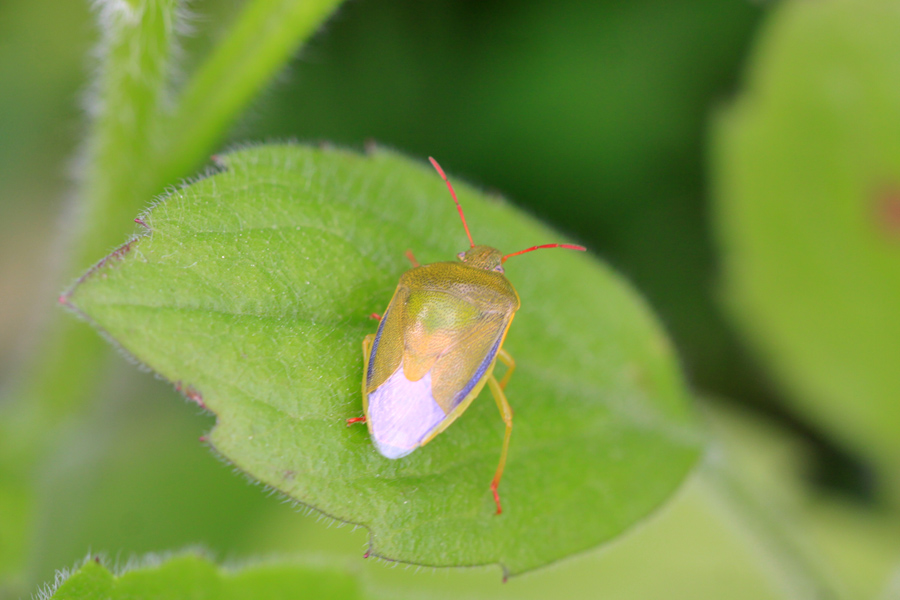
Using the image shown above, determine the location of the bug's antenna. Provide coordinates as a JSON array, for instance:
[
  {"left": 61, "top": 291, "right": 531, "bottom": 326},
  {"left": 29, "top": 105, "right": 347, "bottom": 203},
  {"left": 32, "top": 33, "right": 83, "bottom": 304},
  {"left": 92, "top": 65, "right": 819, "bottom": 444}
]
[
  {"left": 502, "top": 243, "right": 586, "bottom": 263},
  {"left": 429, "top": 157, "right": 475, "bottom": 248}
]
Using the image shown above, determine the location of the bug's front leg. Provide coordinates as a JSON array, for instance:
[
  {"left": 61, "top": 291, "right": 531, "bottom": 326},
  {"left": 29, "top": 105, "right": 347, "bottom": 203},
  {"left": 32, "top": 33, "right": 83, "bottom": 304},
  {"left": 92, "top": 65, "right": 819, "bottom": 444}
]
[
  {"left": 487, "top": 374, "right": 514, "bottom": 515},
  {"left": 347, "top": 334, "right": 376, "bottom": 426}
]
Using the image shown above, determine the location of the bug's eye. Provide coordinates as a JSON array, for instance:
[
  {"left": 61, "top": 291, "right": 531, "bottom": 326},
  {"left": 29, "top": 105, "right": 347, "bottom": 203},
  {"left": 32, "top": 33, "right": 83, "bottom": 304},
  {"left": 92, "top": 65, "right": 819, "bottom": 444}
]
[
  {"left": 457, "top": 252, "right": 466, "bottom": 261},
  {"left": 493, "top": 265, "right": 504, "bottom": 273}
]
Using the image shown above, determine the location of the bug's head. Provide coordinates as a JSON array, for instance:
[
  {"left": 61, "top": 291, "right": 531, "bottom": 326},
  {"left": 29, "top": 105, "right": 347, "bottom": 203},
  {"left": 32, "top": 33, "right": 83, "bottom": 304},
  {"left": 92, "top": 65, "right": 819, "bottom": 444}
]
[
  {"left": 457, "top": 245, "right": 505, "bottom": 273},
  {"left": 429, "top": 156, "right": 587, "bottom": 272}
]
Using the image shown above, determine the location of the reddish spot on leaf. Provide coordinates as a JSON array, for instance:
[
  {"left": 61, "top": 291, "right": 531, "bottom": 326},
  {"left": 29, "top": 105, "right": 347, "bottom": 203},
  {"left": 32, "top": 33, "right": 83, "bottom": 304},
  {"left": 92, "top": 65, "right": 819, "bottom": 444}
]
[{"left": 876, "top": 189, "right": 900, "bottom": 238}]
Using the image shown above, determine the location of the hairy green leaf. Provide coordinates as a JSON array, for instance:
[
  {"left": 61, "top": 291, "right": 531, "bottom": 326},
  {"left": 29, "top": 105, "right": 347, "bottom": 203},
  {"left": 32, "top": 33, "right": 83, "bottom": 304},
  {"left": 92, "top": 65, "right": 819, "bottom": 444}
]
[
  {"left": 45, "top": 554, "right": 360, "bottom": 600},
  {"left": 712, "top": 0, "right": 900, "bottom": 473},
  {"left": 64, "top": 145, "right": 700, "bottom": 575}
]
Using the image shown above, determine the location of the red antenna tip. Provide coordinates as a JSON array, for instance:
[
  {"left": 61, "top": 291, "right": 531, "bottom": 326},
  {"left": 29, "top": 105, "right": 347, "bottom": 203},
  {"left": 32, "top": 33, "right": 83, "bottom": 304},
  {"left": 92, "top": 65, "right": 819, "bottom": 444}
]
[
  {"left": 429, "top": 157, "right": 475, "bottom": 248},
  {"left": 502, "top": 243, "right": 586, "bottom": 263},
  {"left": 428, "top": 156, "right": 445, "bottom": 178}
]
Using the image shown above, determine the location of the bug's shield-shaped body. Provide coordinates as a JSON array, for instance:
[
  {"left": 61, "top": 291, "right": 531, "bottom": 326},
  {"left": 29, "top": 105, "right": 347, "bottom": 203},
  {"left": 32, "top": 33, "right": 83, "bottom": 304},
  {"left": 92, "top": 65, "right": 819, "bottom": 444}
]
[{"left": 363, "top": 261, "right": 520, "bottom": 459}]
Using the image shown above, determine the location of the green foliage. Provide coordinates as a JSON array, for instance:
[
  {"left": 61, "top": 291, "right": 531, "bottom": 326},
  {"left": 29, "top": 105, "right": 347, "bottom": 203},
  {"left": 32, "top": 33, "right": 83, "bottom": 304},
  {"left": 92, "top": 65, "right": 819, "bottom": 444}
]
[
  {"left": 46, "top": 554, "right": 360, "bottom": 600},
  {"left": 704, "top": 402, "right": 900, "bottom": 600},
  {"left": 81, "top": 0, "right": 180, "bottom": 269},
  {"left": 0, "top": 0, "right": 344, "bottom": 593},
  {"left": 156, "top": 0, "right": 345, "bottom": 187},
  {"left": 26, "top": 375, "right": 305, "bottom": 585},
  {"left": 6, "top": 0, "right": 900, "bottom": 596},
  {"left": 63, "top": 145, "right": 701, "bottom": 575},
  {"left": 713, "top": 0, "right": 900, "bottom": 474},
  {"left": 1, "top": 1, "right": 182, "bottom": 587},
  {"left": 20, "top": 0, "right": 347, "bottom": 419},
  {"left": 37, "top": 389, "right": 886, "bottom": 600},
  {"left": 19, "top": 374, "right": 770, "bottom": 599}
]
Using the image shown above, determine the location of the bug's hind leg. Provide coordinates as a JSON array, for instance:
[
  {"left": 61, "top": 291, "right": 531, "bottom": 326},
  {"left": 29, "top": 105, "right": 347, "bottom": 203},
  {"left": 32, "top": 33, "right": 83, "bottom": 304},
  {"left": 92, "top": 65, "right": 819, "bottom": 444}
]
[
  {"left": 348, "top": 334, "right": 376, "bottom": 427},
  {"left": 487, "top": 374, "right": 513, "bottom": 515}
]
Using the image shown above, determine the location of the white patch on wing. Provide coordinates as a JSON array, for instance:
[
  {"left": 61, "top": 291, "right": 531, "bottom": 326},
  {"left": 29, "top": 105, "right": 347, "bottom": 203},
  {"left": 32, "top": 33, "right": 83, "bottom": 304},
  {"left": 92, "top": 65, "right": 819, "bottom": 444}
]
[{"left": 368, "top": 366, "right": 445, "bottom": 459}]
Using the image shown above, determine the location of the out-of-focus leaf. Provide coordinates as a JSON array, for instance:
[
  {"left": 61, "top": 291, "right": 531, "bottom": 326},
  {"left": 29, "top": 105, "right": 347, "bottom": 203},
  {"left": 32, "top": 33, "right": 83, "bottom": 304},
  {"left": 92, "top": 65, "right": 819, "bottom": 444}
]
[
  {"left": 713, "top": 0, "right": 900, "bottom": 474},
  {"left": 27, "top": 374, "right": 306, "bottom": 589},
  {"left": 63, "top": 145, "right": 701, "bottom": 575},
  {"left": 44, "top": 554, "right": 360, "bottom": 600},
  {"left": 704, "top": 401, "right": 900, "bottom": 600}
]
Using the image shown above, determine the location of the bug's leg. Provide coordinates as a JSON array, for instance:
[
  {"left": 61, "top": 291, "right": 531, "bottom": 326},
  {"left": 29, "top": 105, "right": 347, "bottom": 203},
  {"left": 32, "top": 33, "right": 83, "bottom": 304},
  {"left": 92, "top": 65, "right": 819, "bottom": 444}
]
[
  {"left": 348, "top": 334, "right": 376, "bottom": 426},
  {"left": 369, "top": 313, "right": 382, "bottom": 321},
  {"left": 361, "top": 333, "right": 375, "bottom": 374},
  {"left": 497, "top": 348, "right": 516, "bottom": 391},
  {"left": 405, "top": 249, "right": 420, "bottom": 267},
  {"left": 487, "top": 375, "right": 513, "bottom": 515}
]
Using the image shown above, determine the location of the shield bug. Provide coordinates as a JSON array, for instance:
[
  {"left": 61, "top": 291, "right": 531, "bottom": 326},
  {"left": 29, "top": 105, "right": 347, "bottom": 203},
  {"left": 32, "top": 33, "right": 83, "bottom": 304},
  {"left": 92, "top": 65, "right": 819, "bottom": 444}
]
[{"left": 348, "top": 157, "right": 585, "bottom": 514}]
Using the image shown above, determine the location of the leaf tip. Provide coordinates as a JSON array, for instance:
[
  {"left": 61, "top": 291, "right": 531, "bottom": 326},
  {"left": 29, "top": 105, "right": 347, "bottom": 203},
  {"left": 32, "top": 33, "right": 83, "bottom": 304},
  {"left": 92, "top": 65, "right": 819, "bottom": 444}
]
[{"left": 65, "top": 237, "right": 140, "bottom": 301}]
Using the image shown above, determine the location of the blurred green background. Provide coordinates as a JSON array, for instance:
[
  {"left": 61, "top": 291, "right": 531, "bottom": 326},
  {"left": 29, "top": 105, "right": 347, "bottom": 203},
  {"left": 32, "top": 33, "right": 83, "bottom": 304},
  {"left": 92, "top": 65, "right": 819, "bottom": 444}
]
[{"left": 2, "top": 0, "right": 900, "bottom": 597}]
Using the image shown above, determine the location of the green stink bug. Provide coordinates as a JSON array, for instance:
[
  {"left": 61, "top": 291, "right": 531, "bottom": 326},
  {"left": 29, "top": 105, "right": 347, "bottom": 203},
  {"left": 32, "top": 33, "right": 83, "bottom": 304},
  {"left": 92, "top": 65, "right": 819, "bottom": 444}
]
[{"left": 348, "top": 157, "right": 585, "bottom": 514}]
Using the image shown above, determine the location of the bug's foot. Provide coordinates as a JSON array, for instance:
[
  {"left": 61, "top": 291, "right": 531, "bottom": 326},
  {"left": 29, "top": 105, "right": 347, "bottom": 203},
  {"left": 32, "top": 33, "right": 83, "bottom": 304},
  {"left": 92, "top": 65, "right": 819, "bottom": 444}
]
[
  {"left": 491, "top": 483, "right": 503, "bottom": 515},
  {"left": 347, "top": 416, "right": 367, "bottom": 426}
]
